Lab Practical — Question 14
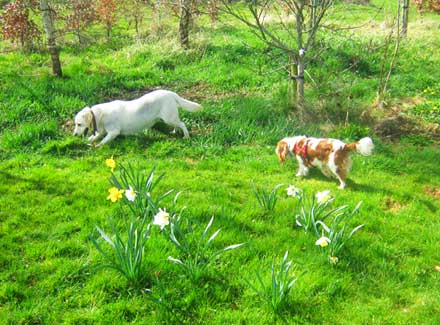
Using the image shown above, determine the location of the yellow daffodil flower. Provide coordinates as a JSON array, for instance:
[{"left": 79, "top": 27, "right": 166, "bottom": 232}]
[
  {"left": 107, "top": 187, "right": 124, "bottom": 202},
  {"left": 105, "top": 157, "right": 116, "bottom": 172}
]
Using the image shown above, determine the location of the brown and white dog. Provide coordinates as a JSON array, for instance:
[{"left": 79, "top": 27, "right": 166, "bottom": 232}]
[{"left": 276, "top": 136, "right": 374, "bottom": 189}]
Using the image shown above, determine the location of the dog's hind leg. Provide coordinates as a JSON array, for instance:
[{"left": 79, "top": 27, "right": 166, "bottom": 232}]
[
  {"left": 95, "top": 131, "right": 119, "bottom": 147},
  {"left": 328, "top": 160, "right": 347, "bottom": 189},
  {"left": 169, "top": 121, "right": 190, "bottom": 139}
]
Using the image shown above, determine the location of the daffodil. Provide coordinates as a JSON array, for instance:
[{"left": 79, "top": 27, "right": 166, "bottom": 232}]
[
  {"left": 105, "top": 157, "right": 116, "bottom": 172},
  {"left": 286, "top": 185, "right": 301, "bottom": 198},
  {"left": 107, "top": 187, "right": 124, "bottom": 202},
  {"left": 315, "top": 190, "right": 332, "bottom": 204},
  {"left": 153, "top": 208, "right": 170, "bottom": 230},
  {"left": 315, "top": 236, "right": 331, "bottom": 247},
  {"left": 329, "top": 256, "right": 339, "bottom": 264},
  {"left": 125, "top": 186, "right": 137, "bottom": 202}
]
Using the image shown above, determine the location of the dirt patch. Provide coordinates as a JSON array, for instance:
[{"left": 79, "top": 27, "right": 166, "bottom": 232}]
[
  {"left": 61, "top": 119, "right": 74, "bottom": 133},
  {"left": 383, "top": 197, "right": 407, "bottom": 213},
  {"left": 424, "top": 187, "right": 440, "bottom": 200}
]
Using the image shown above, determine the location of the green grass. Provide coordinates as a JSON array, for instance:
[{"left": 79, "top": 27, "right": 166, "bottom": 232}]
[{"left": 1, "top": 1, "right": 440, "bottom": 323}]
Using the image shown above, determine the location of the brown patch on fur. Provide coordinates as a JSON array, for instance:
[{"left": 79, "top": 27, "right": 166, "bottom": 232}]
[
  {"left": 296, "top": 140, "right": 332, "bottom": 167},
  {"left": 276, "top": 141, "right": 289, "bottom": 163},
  {"left": 424, "top": 187, "right": 440, "bottom": 199},
  {"left": 345, "top": 142, "right": 358, "bottom": 152},
  {"left": 334, "top": 149, "right": 351, "bottom": 182}
]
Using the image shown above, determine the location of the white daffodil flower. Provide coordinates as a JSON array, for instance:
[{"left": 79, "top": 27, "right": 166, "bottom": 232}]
[
  {"left": 315, "top": 236, "right": 331, "bottom": 247},
  {"left": 286, "top": 185, "right": 301, "bottom": 198},
  {"left": 125, "top": 186, "right": 137, "bottom": 202},
  {"left": 315, "top": 190, "right": 332, "bottom": 204},
  {"left": 153, "top": 208, "right": 170, "bottom": 230}
]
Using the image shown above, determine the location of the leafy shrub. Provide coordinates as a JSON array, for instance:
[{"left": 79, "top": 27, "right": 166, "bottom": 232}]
[{"left": 329, "top": 124, "right": 371, "bottom": 142}]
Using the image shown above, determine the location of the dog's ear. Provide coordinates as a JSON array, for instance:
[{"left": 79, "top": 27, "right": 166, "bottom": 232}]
[
  {"left": 83, "top": 106, "right": 93, "bottom": 126},
  {"left": 276, "top": 141, "right": 289, "bottom": 164}
]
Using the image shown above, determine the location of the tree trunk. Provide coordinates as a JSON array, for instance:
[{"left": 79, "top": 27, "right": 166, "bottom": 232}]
[
  {"left": 295, "top": 3, "right": 305, "bottom": 111},
  {"left": 40, "top": 0, "right": 62, "bottom": 77},
  {"left": 296, "top": 55, "right": 305, "bottom": 111},
  {"left": 401, "top": 0, "right": 409, "bottom": 35},
  {"left": 179, "top": 0, "right": 191, "bottom": 48}
]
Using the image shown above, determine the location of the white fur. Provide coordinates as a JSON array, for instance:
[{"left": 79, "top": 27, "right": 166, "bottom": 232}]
[
  {"left": 356, "top": 137, "right": 374, "bottom": 156},
  {"left": 73, "top": 90, "right": 202, "bottom": 147}
]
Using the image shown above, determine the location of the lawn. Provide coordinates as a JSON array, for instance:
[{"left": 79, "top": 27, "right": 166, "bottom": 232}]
[{"left": 1, "top": 1, "right": 439, "bottom": 323}]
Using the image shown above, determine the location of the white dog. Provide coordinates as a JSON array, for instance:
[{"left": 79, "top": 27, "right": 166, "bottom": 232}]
[{"left": 73, "top": 90, "right": 202, "bottom": 147}]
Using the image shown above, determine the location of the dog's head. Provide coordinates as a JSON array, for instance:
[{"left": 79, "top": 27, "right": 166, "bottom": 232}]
[
  {"left": 276, "top": 136, "right": 307, "bottom": 163},
  {"left": 73, "top": 106, "right": 93, "bottom": 137}
]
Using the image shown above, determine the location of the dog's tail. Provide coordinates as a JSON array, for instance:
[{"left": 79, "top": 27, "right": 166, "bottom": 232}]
[
  {"left": 345, "top": 137, "right": 374, "bottom": 156},
  {"left": 175, "top": 94, "right": 203, "bottom": 112}
]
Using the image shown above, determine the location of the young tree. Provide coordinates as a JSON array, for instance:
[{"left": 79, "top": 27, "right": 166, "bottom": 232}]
[
  {"left": 122, "top": 0, "right": 148, "bottom": 41},
  {"left": 401, "top": 0, "right": 409, "bottom": 35},
  {"left": 222, "top": 0, "right": 336, "bottom": 113},
  {"left": 0, "top": 0, "right": 40, "bottom": 49},
  {"left": 40, "top": 0, "right": 62, "bottom": 76},
  {"left": 179, "top": 0, "right": 191, "bottom": 48},
  {"left": 65, "top": 0, "right": 96, "bottom": 45},
  {"left": 96, "top": 0, "right": 117, "bottom": 40},
  {"left": 376, "top": 2, "right": 403, "bottom": 107}
]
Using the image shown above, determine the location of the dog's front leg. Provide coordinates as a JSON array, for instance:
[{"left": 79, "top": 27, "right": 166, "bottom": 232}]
[
  {"left": 88, "top": 132, "right": 102, "bottom": 142},
  {"left": 95, "top": 131, "right": 119, "bottom": 148},
  {"left": 296, "top": 156, "right": 309, "bottom": 177}
]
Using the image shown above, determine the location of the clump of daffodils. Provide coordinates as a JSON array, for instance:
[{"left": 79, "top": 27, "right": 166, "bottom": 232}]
[{"left": 107, "top": 187, "right": 124, "bottom": 202}]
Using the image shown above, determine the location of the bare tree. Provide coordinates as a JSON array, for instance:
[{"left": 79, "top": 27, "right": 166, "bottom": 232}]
[
  {"left": 40, "top": 0, "right": 62, "bottom": 76},
  {"left": 222, "top": 0, "right": 335, "bottom": 113},
  {"left": 376, "top": 2, "right": 403, "bottom": 108}
]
